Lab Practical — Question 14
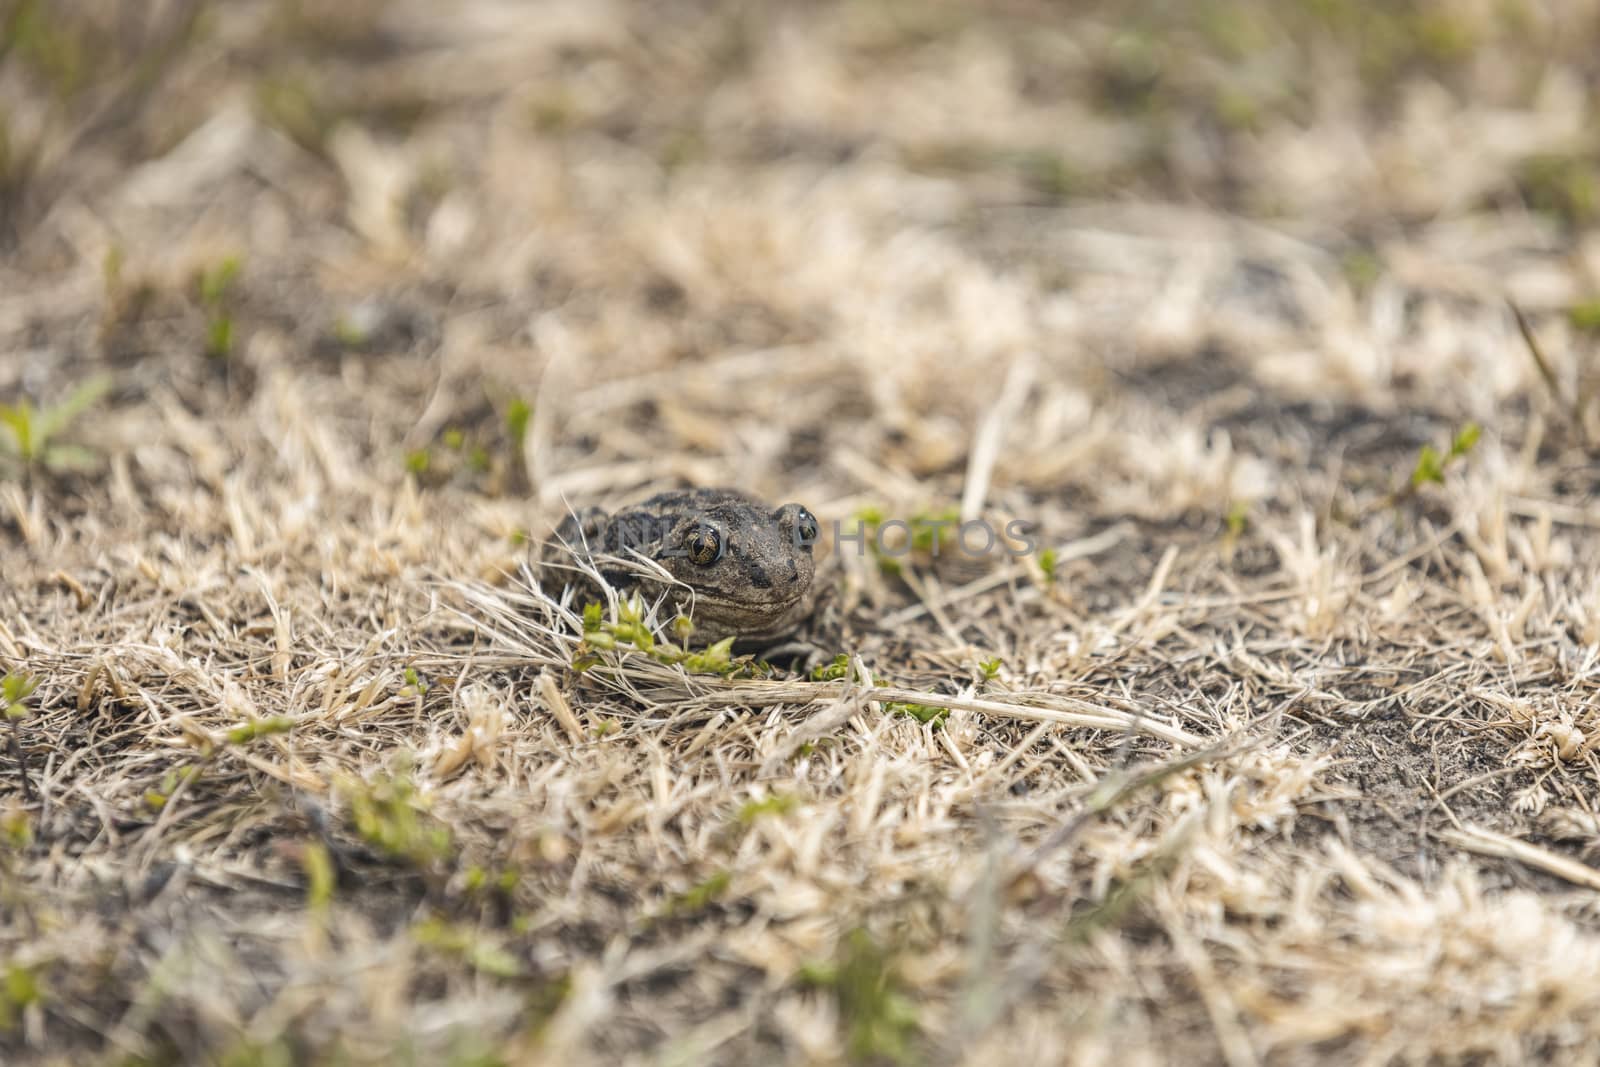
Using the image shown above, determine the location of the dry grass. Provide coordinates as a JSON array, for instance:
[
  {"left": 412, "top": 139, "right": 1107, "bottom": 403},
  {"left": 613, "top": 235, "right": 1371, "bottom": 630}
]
[{"left": 5, "top": 1, "right": 1600, "bottom": 1064}]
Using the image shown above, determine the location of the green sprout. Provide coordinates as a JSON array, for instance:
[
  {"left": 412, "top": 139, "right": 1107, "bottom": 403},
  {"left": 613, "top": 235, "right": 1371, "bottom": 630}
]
[
  {"left": 1519, "top": 154, "right": 1600, "bottom": 227},
  {"left": 1409, "top": 423, "right": 1481, "bottom": 489},
  {"left": 332, "top": 315, "right": 369, "bottom": 347},
  {"left": 654, "top": 870, "right": 731, "bottom": 920},
  {"left": 0, "top": 674, "right": 38, "bottom": 722},
  {"left": 6, "top": 0, "right": 91, "bottom": 99},
  {"left": 1569, "top": 299, "right": 1600, "bottom": 334},
  {"left": 198, "top": 256, "right": 240, "bottom": 306},
  {"left": 810, "top": 653, "right": 852, "bottom": 682},
  {"left": 0, "top": 963, "right": 42, "bottom": 1034},
  {"left": 255, "top": 76, "right": 334, "bottom": 155},
  {"left": 225, "top": 716, "right": 294, "bottom": 746},
  {"left": 205, "top": 316, "right": 234, "bottom": 358},
  {"left": 1037, "top": 546, "right": 1059, "bottom": 584},
  {"left": 887, "top": 701, "right": 947, "bottom": 727},
  {"left": 302, "top": 841, "right": 336, "bottom": 912},
  {"left": 1340, "top": 247, "right": 1383, "bottom": 292},
  {"left": 909, "top": 506, "right": 960, "bottom": 553},
  {"left": 528, "top": 93, "right": 577, "bottom": 133},
  {"left": 1225, "top": 501, "right": 1250, "bottom": 538},
  {"left": 0, "top": 376, "right": 111, "bottom": 478},
  {"left": 412, "top": 916, "right": 523, "bottom": 978},
  {"left": 401, "top": 666, "right": 429, "bottom": 697},
  {"left": 395, "top": 397, "right": 536, "bottom": 491},
  {"left": 1, "top": 808, "right": 31, "bottom": 851},
  {"left": 504, "top": 398, "right": 532, "bottom": 450},
  {"left": 737, "top": 793, "right": 798, "bottom": 824},
  {"left": 462, "top": 865, "right": 519, "bottom": 896},
  {"left": 196, "top": 256, "right": 242, "bottom": 359},
  {"left": 343, "top": 767, "right": 454, "bottom": 869},
  {"left": 798, "top": 928, "right": 920, "bottom": 1064},
  {"left": 142, "top": 765, "right": 203, "bottom": 812},
  {"left": 1015, "top": 148, "right": 1075, "bottom": 201},
  {"left": 577, "top": 598, "right": 753, "bottom": 678},
  {"left": 2, "top": 673, "right": 39, "bottom": 801}
]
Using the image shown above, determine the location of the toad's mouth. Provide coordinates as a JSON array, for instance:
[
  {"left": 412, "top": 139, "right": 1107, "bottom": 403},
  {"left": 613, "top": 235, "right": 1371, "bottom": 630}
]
[{"left": 671, "top": 587, "right": 807, "bottom": 618}]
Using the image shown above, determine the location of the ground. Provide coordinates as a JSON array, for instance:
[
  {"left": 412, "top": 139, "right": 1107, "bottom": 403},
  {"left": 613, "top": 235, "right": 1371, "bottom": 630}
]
[{"left": 4, "top": 1, "right": 1600, "bottom": 1064}]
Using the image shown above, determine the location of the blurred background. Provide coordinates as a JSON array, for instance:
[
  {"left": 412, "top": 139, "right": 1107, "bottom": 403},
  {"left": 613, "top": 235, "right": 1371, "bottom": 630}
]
[{"left": 3, "top": 0, "right": 1598, "bottom": 526}]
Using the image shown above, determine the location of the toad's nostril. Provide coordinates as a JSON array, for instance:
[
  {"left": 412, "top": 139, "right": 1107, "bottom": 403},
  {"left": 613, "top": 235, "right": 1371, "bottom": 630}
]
[
  {"left": 786, "top": 561, "right": 798, "bottom": 583},
  {"left": 746, "top": 562, "right": 772, "bottom": 589}
]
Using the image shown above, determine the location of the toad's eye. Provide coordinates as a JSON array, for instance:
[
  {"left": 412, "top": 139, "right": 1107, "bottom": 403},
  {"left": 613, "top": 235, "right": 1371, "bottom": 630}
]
[
  {"left": 795, "top": 508, "right": 819, "bottom": 546},
  {"left": 684, "top": 524, "right": 722, "bottom": 566},
  {"left": 775, "top": 503, "right": 820, "bottom": 550}
]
